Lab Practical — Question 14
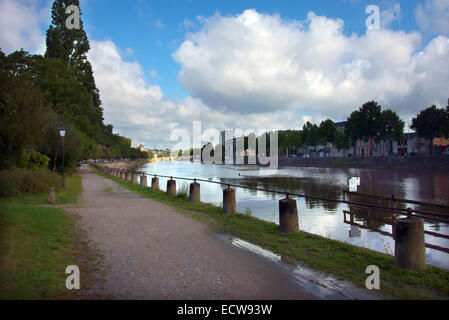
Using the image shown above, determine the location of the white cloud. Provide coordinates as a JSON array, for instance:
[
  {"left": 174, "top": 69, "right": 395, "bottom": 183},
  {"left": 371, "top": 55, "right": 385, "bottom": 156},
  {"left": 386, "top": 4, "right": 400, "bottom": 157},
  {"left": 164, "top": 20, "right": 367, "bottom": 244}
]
[
  {"left": 88, "top": 39, "right": 296, "bottom": 149},
  {"left": 0, "top": 0, "right": 49, "bottom": 54},
  {"left": 416, "top": 0, "right": 449, "bottom": 35},
  {"left": 173, "top": 9, "right": 449, "bottom": 121}
]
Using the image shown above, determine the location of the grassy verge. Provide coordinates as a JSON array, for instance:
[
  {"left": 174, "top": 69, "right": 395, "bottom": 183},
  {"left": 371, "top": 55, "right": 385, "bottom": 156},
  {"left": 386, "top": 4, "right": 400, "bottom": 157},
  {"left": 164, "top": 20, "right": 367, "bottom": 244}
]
[
  {"left": 93, "top": 166, "right": 449, "bottom": 300},
  {"left": 0, "top": 174, "right": 84, "bottom": 299}
]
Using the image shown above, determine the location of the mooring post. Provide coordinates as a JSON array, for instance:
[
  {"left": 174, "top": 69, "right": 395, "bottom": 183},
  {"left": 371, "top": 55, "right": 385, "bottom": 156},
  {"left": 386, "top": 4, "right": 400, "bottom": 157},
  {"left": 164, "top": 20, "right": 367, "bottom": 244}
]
[
  {"left": 151, "top": 176, "right": 160, "bottom": 190},
  {"left": 189, "top": 179, "right": 201, "bottom": 202},
  {"left": 167, "top": 178, "right": 177, "bottom": 195},
  {"left": 279, "top": 194, "right": 299, "bottom": 233},
  {"left": 394, "top": 210, "right": 426, "bottom": 270},
  {"left": 223, "top": 185, "right": 236, "bottom": 214},
  {"left": 132, "top": 172, "right": 139, "bottom": 184},
  {"left": 141, "top": 174, "right": 148, "bottom": 187},
  {"left": 48, "top": 187, "right": 56, "bottom": 204}
]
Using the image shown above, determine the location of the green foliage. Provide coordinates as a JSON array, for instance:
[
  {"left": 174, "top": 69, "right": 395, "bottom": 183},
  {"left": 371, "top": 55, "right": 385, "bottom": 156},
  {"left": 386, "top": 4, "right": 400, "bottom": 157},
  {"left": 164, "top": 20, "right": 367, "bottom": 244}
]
[
  {"left": 381, "top": 109, "right": 405, "bottom": 141},
  {"left": 0, "top": 1, "right": 145, "bottom": 173},
  {"left": 319, "top": 119, "right": 338, "bottom": 144},
  {"left": 20, "top": 151, "right": 50, "bottom": 170},
  {"left": 0, "top": 50, "right": 48, "bottom": 169},
  {"left": 301, "top": 122, "right": 324, "bottom": 149},
  {"left": 411, "top": 105, "right": 449, "bottom": 141}
]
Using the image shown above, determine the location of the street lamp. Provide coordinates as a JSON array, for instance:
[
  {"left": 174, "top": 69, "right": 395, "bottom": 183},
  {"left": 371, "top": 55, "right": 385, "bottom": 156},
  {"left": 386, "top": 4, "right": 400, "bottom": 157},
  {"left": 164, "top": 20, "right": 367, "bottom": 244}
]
[{"left": 59, "top": 125, "right": 66, "bottom": 188}]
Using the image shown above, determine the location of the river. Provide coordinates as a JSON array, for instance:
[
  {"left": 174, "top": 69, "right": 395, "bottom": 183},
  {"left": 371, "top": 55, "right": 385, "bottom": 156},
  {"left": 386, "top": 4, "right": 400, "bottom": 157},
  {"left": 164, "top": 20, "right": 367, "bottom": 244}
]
[{"left": 138, "top": 161, "right": 449, "bottom": 270}]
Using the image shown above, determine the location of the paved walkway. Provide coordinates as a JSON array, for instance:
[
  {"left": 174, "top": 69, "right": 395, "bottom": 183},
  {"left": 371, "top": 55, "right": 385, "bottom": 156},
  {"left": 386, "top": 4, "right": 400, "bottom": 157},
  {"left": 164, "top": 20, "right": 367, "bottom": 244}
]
[{"left": 68, "top": 165, "right": 318, "bottom": 299}]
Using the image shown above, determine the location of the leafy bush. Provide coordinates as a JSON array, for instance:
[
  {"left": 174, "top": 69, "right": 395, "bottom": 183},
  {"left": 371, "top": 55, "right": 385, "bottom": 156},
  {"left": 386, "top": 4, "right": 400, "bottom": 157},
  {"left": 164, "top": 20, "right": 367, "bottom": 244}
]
[
  {"left": 0, "top": 168, "right": 62, "bottom": 197},
  {"left": 20, "top": 151, "right": 50, "bottom": 170}
]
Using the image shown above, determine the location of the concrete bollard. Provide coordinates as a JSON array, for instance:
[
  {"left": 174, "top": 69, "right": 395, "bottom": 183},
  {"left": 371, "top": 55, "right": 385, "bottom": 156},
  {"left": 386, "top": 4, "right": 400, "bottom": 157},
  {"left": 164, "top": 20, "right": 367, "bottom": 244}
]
[
  {"left": 167, "top": 178, "right": 177, "bottom": 195},
  {"left": 48, "top": 187, "right": 56, "bottom": 204},
  {"left": 132, "top": 172, "right": 139, "bottom": 184},
  {"left": 394, "top": 216, "right": 426, "bottom": 270},
  {"left": 223, "top": 186, "right": 236, "bottom": 214},
  {"left": 279, "top": 196, "right": 299, "bottom": 233},
  {"left": 189, "top": 181, "right": 201, "bottom": 202},
  {"left": 151, "top": 177, "right": 160, "bottom": 190},
  {"left": 141, "top": 174, "right": 148, "bottom": 187}
]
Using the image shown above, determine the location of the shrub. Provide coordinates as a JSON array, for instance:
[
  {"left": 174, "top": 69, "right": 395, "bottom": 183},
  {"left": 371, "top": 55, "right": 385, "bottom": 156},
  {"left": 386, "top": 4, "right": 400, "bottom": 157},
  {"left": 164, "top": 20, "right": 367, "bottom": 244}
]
[
  {"left": 0, "top": 168, "right": 62, "bottom": 197},
  {"left": 20, "top": 151, "right": 50, "bottom": 170}
]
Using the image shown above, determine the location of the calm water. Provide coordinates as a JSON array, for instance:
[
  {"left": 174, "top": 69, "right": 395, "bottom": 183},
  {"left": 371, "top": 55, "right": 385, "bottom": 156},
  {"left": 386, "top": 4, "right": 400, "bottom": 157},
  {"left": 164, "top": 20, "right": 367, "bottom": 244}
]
[{"left": 138, "top": 161, "right": 449, "bottom": 269}]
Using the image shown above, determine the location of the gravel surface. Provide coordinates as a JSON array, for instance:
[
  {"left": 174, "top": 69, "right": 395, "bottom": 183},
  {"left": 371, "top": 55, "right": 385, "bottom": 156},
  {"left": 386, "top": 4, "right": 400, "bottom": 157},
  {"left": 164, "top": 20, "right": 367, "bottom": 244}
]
[{"left": 68, "top": 166, "right": 319, "bottom": 300}]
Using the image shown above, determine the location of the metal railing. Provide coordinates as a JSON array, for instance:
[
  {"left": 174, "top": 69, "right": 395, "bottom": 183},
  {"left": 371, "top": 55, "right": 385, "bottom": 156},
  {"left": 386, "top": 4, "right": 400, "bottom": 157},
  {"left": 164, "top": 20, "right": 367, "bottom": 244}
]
[{"left": 135, "top": 171, "right": 449, "bottom": 224}]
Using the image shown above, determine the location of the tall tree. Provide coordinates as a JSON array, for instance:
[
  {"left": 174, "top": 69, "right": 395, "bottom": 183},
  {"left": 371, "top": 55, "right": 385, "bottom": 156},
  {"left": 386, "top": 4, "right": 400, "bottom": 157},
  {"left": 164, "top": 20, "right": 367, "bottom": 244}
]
[
  {"left": 301, "top": 122, "right": 324, "bottom": 156},
  {"left": 345, "top": 101, "right": 383, "bottom": 156},
  {"left": 45, "top": 0, "right": 103, "bottom": 137},
  {"left": 319, "top": 119, "right": 338, "bottom": 156},
  {"left": 380, "top": 109, "right": 404, "bottom": 155},
  {"left": 411, "top": 105, "right": 448, "bottom": 154}
]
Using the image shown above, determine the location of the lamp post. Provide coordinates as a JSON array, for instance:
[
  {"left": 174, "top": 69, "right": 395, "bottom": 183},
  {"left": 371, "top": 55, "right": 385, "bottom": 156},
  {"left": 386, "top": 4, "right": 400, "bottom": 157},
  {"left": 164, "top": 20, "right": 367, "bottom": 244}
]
[{"left": 59, "top": 125, "right": 66, "bottom": 188}]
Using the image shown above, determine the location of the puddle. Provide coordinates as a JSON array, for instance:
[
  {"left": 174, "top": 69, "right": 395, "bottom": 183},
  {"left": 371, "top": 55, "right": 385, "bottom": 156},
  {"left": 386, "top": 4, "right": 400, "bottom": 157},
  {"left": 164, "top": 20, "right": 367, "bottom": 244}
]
[{"left": 220, "top": 235, "right": 384, "bottom": 300}]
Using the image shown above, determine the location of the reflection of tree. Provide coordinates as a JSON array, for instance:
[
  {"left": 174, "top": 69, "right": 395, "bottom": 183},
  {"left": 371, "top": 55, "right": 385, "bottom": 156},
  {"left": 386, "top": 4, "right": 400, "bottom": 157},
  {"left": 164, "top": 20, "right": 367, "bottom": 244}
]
[
  {"left": 218, "top": 176, "right": 342, "bottom": 211},
  {"left": 345, "top": 194, "right": 397, "bottom": 231}
]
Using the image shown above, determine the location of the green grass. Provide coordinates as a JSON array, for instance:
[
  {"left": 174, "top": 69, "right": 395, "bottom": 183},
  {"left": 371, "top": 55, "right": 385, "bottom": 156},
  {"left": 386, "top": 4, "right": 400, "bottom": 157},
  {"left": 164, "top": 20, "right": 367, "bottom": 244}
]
[
  {"left": 0, "top": 173, "right": 83, "bottom": 299},
  {"left": 93, "top": 166, "right": 449, "bottom": 300},
  {"left": 0, "top": 175, "right": 82, "bottom": 206}
]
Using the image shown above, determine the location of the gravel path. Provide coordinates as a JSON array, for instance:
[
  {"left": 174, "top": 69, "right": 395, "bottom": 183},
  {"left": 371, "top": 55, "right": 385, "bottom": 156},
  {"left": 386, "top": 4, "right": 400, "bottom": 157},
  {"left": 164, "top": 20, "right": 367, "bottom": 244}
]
[{"left": 69, "top": 165, "right": 319, "bottom": 300}]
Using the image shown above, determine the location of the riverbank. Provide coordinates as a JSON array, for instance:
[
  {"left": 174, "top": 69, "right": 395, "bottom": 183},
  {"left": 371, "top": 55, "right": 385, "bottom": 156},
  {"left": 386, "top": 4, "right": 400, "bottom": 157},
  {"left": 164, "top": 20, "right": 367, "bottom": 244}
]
[
  {"left": 74, "top": 165, "right": 318, "bottom": 299},
  {"left": 99, "top": 159, "right": 148, "bottom": 171},
  {"left": 0, "top": 174, "right": 92, "bottom": 299},
  {"left": 92, "top": 165, "right": 449, "bottom": 300},
  {"left": 279, "top": 155, "right": 449, "bottom": 170}
]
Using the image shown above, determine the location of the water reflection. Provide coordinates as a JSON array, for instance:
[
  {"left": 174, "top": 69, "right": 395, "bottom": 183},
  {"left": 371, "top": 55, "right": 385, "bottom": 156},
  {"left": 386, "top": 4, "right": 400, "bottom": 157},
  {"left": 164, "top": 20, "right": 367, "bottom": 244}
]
[{"left": 139, "top": 161, "right": 449, "bottom": 269}]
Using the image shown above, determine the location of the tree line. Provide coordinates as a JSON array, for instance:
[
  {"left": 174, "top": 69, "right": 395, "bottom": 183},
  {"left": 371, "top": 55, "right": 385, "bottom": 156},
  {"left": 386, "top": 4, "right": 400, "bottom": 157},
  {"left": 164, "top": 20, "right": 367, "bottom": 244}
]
[
  {"left": 0, "top": 0, "right": 147, "bottom": 173},
  {"left": 278, "top": 100, "right": 449, "bottom": 156}
]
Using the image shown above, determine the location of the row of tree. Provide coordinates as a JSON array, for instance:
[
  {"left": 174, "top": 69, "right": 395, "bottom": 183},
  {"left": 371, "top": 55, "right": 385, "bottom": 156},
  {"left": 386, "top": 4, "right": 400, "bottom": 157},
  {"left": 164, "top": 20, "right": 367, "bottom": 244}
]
[
  {"left": 278, "top": 101, "right": 449, "bottom": 156},
  {"left": 0, "top": 0, "right": 147, "bottom": 172}
]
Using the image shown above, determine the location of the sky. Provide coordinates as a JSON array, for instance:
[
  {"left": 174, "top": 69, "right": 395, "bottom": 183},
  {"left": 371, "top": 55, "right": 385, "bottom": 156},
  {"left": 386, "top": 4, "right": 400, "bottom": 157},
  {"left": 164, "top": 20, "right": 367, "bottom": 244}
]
[{"left": 1, "top": 0, "right": 449, "bottom": 149}]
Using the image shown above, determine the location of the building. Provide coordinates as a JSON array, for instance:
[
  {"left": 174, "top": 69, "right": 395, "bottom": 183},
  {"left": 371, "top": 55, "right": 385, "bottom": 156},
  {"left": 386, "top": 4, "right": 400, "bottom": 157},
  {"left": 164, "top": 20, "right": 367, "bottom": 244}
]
[
  {"left": 139, "top": 144, "right": 145, "bottom": 152},
  {"left": 392, "top": 133, "right": 432, "bottom": 155}
]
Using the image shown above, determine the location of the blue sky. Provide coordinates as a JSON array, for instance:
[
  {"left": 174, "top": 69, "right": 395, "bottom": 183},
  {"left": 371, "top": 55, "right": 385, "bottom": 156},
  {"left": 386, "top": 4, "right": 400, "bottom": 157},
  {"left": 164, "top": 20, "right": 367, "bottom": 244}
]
[
  {"left": 79, "top": 0, "right": 430, "bottom": 99},
  {"left": 1, "top": 0, "right": 449, "bottom": 148}
]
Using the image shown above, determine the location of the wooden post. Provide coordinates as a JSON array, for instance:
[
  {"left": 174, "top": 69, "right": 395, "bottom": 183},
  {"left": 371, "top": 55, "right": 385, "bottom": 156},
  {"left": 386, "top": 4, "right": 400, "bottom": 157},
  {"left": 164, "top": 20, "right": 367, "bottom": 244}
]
[
  {"left": 167, "top": 178, "right": 176, "bottom": 195},
  {"left": 279, "top": 196, "right": 299, "bottom": 233},
  {"left": 189, "top": 181, "right": 200, "bottom": 202},
  {"left": 223, "top": 186, "right": 236, "bottom": 214},
  {"left": 394, "top": 216, "right": 426, "bottom": 270}
]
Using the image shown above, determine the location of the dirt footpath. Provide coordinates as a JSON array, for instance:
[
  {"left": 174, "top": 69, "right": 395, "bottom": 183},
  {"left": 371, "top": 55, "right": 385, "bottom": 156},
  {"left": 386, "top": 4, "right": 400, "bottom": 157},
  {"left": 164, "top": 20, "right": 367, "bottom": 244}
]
[{"left": 68, "top": 165, "right": 318, "bottom": 300}]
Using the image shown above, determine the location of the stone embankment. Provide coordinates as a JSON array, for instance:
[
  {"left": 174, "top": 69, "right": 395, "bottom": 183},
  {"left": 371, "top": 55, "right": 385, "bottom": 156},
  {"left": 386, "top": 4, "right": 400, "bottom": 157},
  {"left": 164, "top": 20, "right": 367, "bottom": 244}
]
[
  {"left": 103, "top": 160, "right": 148, "bottom": 171},
  {"left": 279, "top": 155, "right": 449, "bottom": 170}
]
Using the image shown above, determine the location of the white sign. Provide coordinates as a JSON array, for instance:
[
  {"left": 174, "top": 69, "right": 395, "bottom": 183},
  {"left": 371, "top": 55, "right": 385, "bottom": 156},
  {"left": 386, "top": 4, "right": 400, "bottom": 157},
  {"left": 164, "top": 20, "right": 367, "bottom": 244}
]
[{"left": 348, "top": 177, "right": 360, "bottom": 192}]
